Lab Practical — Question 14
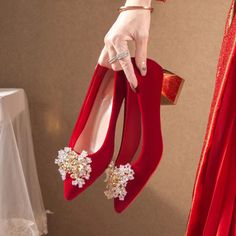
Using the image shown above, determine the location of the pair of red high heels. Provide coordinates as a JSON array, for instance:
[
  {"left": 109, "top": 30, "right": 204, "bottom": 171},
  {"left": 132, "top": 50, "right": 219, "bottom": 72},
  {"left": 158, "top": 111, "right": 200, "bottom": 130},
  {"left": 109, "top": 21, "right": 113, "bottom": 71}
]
[{"left": 55, "top": 57, "right": 163, "bottom": 213}]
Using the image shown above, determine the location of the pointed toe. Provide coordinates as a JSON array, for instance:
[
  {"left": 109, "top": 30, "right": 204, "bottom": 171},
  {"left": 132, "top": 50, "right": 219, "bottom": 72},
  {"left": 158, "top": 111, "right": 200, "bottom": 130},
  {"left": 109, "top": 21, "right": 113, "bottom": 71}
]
[
  {"left": 64, "top": 179, "right": 77, "bottom": 201},
  {"left": 114, "top": 201, "right": 126, "bottom": 214}
]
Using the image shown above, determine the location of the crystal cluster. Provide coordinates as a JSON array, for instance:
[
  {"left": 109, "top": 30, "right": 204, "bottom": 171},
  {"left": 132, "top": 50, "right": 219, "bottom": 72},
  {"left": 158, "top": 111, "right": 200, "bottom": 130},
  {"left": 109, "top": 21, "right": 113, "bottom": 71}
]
[
  {"left": 55, "top": 147, "right": 92, "bottom": 188},
  {"left": 104, "top": 161, "right": 135, "bottom": 201}
]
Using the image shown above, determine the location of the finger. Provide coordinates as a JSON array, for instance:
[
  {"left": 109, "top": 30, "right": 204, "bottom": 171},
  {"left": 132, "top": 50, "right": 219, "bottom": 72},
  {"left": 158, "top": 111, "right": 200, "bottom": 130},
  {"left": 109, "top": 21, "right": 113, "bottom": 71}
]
[
  {"left": 135, "top": 34, "right": 148, "bottom": 76},
  {"left": 104, "top": 36, "right": 122, "bottom": 71},
  {"left": 98, "top": 46, "right": 112, "bottom": 69},
  {"left": 112, "top": 39, "right": 138, "bottom": 92}
]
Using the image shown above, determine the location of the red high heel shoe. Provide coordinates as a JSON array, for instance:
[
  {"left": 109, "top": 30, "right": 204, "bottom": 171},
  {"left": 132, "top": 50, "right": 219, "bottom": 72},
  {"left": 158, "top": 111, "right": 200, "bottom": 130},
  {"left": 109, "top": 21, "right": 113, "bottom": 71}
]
[
  {"left": 104, "top": 58, "right": 164, "bottom": 213},
  {"left": 55, "top": 63, "right": 127, "bottom": 200}
]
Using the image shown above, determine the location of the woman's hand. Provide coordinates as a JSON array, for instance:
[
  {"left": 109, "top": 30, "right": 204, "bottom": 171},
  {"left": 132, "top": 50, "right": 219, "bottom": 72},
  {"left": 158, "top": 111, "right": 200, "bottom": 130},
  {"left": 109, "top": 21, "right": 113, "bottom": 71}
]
[{"left": 98, "top": 0, "right": 152, "bottom": 92}]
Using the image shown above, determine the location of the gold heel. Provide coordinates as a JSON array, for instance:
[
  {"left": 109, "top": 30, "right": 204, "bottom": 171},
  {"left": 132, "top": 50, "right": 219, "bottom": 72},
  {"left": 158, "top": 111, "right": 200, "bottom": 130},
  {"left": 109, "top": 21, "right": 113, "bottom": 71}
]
[{"left": 161, "top": 69, "right": 185, "bottom": 105}]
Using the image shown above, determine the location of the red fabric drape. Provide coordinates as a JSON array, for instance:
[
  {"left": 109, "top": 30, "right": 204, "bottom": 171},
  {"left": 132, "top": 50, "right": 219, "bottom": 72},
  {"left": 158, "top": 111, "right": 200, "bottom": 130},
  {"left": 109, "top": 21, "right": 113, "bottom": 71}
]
[{"left": 186, "top": 1, "right": 236, "bottom": 235}]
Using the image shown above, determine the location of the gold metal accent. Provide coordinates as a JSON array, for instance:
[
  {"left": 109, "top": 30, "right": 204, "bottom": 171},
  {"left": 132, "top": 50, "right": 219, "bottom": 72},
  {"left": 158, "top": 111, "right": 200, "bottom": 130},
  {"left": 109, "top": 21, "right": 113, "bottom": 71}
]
[
  {"left": 104, "top": 161, "right": 135, "bottom": 201},
  {"left": 118, "top": 5, "right": 154, "bottom": 13},
  {"left": 55, "top": 147, "right": 92, "bottom": 188}
]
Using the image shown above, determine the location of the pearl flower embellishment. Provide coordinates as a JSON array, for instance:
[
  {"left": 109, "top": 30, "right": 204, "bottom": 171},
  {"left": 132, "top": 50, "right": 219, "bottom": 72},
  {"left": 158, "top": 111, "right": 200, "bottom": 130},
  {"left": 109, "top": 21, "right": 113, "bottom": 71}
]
[
  {"left": 55, "top": 147, "right": 92, "bottom": 188},
  {"left": 104, "top": 161, "right": 135, "bottom": 201}
]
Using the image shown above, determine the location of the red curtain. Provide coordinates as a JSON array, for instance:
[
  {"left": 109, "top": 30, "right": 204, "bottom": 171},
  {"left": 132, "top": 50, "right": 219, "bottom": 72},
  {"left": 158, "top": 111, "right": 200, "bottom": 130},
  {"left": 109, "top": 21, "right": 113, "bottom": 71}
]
[{"left": 186, "top": 1, "right": 236, "bottom": 235}]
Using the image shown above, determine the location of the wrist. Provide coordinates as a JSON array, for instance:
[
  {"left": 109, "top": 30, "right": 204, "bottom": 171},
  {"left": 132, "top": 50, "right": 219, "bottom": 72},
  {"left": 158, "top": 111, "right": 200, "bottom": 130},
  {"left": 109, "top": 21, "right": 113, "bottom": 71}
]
[{"left": 125, "top": 0, "right": 152, "bottom": 7}]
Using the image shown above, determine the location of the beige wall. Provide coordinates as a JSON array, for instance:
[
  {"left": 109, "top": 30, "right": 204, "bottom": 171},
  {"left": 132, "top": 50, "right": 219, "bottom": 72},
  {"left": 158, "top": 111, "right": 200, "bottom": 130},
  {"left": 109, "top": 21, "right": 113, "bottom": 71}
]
[{"left": 0, "top": 0, "right": 231, "bottom": 235}]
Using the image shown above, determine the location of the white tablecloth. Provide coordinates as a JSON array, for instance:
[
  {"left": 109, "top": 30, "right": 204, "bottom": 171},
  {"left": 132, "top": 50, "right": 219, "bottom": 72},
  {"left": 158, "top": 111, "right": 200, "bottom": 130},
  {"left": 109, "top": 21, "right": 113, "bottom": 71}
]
[{"left": 0, "top": 88, "right": 48, "bottom": 236}]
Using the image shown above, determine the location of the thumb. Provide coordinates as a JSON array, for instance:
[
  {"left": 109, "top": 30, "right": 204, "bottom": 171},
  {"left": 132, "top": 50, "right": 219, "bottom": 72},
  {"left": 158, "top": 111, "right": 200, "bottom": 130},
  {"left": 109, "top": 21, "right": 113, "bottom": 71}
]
[{"left": 135, "top": 35, "right": 148, "bottom": 76}]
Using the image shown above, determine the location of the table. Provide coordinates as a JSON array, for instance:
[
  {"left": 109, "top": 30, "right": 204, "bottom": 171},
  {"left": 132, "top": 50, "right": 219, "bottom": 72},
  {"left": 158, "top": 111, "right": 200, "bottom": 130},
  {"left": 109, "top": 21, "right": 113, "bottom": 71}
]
[{"left": 0, "top": 88, "right": 48, "bottom": 235}]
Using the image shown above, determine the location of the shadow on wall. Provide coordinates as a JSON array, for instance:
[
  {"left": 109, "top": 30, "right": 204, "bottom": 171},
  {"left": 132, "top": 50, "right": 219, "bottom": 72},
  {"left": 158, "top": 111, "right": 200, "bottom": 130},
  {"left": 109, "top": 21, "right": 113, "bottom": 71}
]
[{"left": 47, "top": 178, "right": 186, "bottom": 236}]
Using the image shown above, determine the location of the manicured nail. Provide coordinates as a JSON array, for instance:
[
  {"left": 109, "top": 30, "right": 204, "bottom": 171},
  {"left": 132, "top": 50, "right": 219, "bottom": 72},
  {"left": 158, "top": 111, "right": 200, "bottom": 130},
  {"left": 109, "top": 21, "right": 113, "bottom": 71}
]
[
  {"left": 130, "top": 83, "right": 137, "bottom": 93},
  {"left": 141, "top": 67, "right": 147, "bottom": 76},
  {"left": 140, "top": 62, "right": 147, "bottom": 76}
]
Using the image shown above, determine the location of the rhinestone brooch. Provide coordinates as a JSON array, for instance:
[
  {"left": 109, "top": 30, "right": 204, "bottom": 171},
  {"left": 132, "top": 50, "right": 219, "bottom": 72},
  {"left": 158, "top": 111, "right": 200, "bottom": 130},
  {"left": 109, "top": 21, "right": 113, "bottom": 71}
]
[
  {"left": 104, "top": 161, "right": 135, "bottom": 201},
  {"left": 55, "top": 147, "right": 92, "bottom": 188}
]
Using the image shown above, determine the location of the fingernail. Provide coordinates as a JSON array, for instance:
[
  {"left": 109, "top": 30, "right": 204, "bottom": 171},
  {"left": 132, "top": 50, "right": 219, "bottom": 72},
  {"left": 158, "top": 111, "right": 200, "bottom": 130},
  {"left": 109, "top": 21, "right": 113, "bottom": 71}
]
[
  {"left": 140, "top": 62, "right": 147, "bottom": 76},
  {"left": 141, "top": 66, "right": 147, "bottom": 76},
  {"left": 130, "top": 83, "right": 137, "bottom": 93},
  {"left": 135, "top": 84, "right": 139, "bottom": 93}
]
